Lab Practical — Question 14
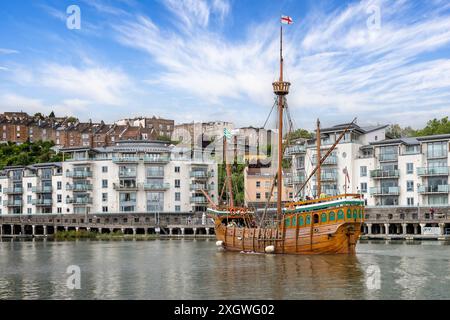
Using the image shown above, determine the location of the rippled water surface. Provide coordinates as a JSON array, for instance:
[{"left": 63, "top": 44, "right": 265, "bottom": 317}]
[{"left": 1, "top": 239, "right": 449, "bottom": 299}]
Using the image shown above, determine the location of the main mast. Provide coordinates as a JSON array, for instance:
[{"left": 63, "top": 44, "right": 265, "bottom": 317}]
[
  {"left": 316, "top": 119, "right": 321, "bottom": 197},
  {"left": 273, "top": 25, "right": 291, "bottom": 218}
]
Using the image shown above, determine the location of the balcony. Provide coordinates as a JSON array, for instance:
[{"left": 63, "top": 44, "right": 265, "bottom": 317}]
[
  {"left": 32, "top": 199, "right": 53, "bottom": 206},
  {"left": 378, "top": 153, "right": 398, "bottom": 162},
  {"left": 190, "top": 196, "right": 208, "bottom": 204},
  {"left": 113, "top": 183, "right": 141, "bottom": 191},
  {"left": 427, "top": 150, "right": 448, "bottom": 159},
  {"left": 119, "top": 171, "right": 137, "bottom": 178},
  {"left": 146, "top": 170, "right": 165, "bottom": 178},
  {"left": 143, "top": 183, "right": 170, "bottom": 191},
  {"left": 66, "top": 197, "right": 93, "bottom": 205},
  {"left": 143, "top": 155, "right": 170, "bottom": 163},
  {"left": 370, "top": 186, "right": 400, "bottom": 196},
  {"left": 66, "top": 184, "right": 93, "bottom": 192},
  {"left": 66, "top": 171, "right": 93, "bottom": 178},
  {"left": 112, "top": 156, "right": 140, "bottom": 163},
  {"left": 190, "top": 184, "right": 213, "bottom": 191},
  {"left": 320, "top": 173, "right": 338, "bottom": 182},
  {"left": 190, "top": 171, "right": 211, "bottom": 179},
  {"left": 418, "top": 185, "right": 450, "bottom": 194},
  {"left": 3, "top": 187, "right": 23, "bottom": 194},
  {"left": 32, "top": 186, "right": 53, "bottom": 193},
  {"left": 284, "top": 145, "right": 306, "bottom": 157},
  {"left": 417, "top": 167, "right": 450, "bottom": 176},
  {"left": 3, "top": 200, "right": 23, "bottom": 207},
  {"left": 312, "top": 156, "right": 337, "bottom": 166},
  {"left": 370, "top": 169, "right": 399, "bottom": 179}
]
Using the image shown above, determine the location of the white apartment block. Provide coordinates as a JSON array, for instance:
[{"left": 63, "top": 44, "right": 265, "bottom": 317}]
[
  {"left": 0, "top": 141, "right": 217, "bottom": 215},
  {"left": 285, "top": 123, "right": 450, "bottom": 207}
]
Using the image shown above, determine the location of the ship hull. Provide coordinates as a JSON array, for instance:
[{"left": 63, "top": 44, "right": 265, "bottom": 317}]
[{"left": 211, "top": 202, "right": 364, "bottom": 255}]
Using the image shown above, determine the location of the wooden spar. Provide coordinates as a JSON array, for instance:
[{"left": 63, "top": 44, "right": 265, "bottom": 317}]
[
  {"left": 316, "top": 119, "right": 321, "bottom": 197},
  {"left": 259, "top": 172, "right": 278, "bottom": 227},
  {"left": 200, "top": 189, "right": 217, "bottom": 209},
  {"left": 224, "top": 136, "right": 234, "bottom": 208},
  {"left": 295, "top": 118, "right": 357, "bottom": 198},
  {"left": 276, "top": 25, "right": 284, "bottom": 219}
]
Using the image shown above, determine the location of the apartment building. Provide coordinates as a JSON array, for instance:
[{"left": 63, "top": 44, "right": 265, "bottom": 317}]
[
  {"left": 285, "top": 122, "right": 450, "bottom": 207},
  {"left": 115, "top": 116, "right": 174, "bottom": 138},
  {"left": 0, "top": 141, "right": 217, "bottom": 215}
]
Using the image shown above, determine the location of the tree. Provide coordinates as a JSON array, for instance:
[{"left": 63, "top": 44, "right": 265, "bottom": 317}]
[
  {"left": 285, "top": 128, "right": 313, "bottom": 141},
  {"left": 0, "top": 140, "right": 62, "bottom": 170},
  {"left": 386, "top": 124, "right": 417, "bottom": 138},
  {"left": 49, "top": 111, "right": 55, "bottom": 118},
  {"left": 415, "top": 117, "right": 450, "bottom": 136}
]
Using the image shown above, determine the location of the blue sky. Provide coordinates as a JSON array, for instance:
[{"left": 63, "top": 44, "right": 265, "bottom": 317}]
[{"left": 1, "top": 0, "right": 450, "bottom": 130}]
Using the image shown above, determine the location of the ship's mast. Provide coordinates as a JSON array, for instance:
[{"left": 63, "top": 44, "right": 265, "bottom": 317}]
[
  {"left": 316, "top": 119, "right": 321, "bottom": 197},
  {"left": 223, "top": 136, "right": 234, "bottom": 208},
  {"left": 273, "top": 26, "right": 291, "bottom": 218}
]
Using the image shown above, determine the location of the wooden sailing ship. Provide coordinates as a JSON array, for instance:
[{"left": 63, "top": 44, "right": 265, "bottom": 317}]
[{"left": 206, "top": 22, "right": 364, "bottom": 255}]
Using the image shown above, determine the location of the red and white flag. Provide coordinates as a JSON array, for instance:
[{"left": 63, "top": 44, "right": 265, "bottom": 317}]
[{"left": 281, "top": 15, "right": 294, "bottom": 25}]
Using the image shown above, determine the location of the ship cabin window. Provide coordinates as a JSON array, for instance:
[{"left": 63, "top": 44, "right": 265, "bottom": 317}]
[
  {"left": 313, "top": 214, "right": 319, "bottom": 224},
  {"left": 299, "top": 216, "right": 304, "bottom": 226},
  {"left": 330, "top": 212, "right": 336, "bottom": 221},
  {"left": 321, "top": 213, "right": 327, "bottom": 223},
  {"left": 338, "top": 210, "right": 344, "bottom": 220},
  {"left": 291, "top": 216, "right": 297, "bottom": 227}
]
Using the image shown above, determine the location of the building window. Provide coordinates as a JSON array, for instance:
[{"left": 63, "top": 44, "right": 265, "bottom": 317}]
[
  {"left": 407, "top": 197, "right": 414, "bottom": 206},
  {"left": 27, "top": 183, "right": 32, "bottom": 189},
  {"left": 407, "top": 181, "right": 414, "bottom": 192},
  {"left": 57, "top": 194, "right": 62, "bottom": 203},
  {"left": 360, "top": 166, "right": 367, "bottom": 177},
  {"left": 256, "top": 181, "right": 261, "bottom": 188},
  {"left": 103, "top": 206, "right": 108, "bottom": 213},
  {"left": 360, "top": 183, "right": 367, "bottom": 193},
  {"left": 175, "top": 205, "right": 181, "bottom": 212},
  {"left": 265, "top": 192, "right": 270, "bottom": 199},
  {"left": 256, "top": 193, "right": 261, "bottom": 199},
  {"left": 406, "top": 163, "right": 413, "bottom": 174},
  {"left": 27, "top": 195, "right": 32, "bottom": 204},
  {"left": 102, "top": 166, "right": 108, "bottom": 173},
  {"left": 57, "top": 181, "right": 62, "bottom": 190},
  {"left": 102, "top": 180, "right": 108, "bottom": 188},
  {"left": 175, "top": 192, "right": 181, "bottom": 201},
  {"left": 175, "top": 179, "right": 180, "bottom": 188},
  {"left": 27, "top": 208, "right": 32, "bottom": 214},
  {"left": 175, "top": 166, "right": 180, "bottom": 173},
  {"left": 102, "top": 193, "right": 108, "bottom": 202},
  {"left": 57, "top": 207, "right": 62, "bottom": 213}
]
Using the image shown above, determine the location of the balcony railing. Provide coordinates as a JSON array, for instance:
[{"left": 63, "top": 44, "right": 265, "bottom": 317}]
[
  {"left": 143, "top": 183, "right": 170, "bottom": 191},
  {"left": 113, "top": 183, "right": 141, "bottom": 191},
  {"left": 190, "top": 184, "right": 213, "bottom": 191},
  {"left": 285, "top": 145, "right": 306, "bottom": 156},
  {"left": 370, "top": 187, "right": 400, "bottom": 196},
  {"left": 66, "top": 184, "right": 93, "bottom": 192},
  {"left": 370, "top": 169, "right": 399, "bottom": 179},
  {"left": 3, "top": 187, "right": 23, "bottom": 194},
  {"left": 320, "top": 173, "right": 338, "bottom": 182},
  {"left": 190, "top": 196, "right": 208, "bottom": 204},
  {"left": 190, "top": 171, "right": 211, "bottom": 179},
  {"left": 3, "top": 200, "right": 23, "bottom": 206},
  {"left": 312, "top": 156, "right": 337, "bottom": 166},
  {"left": 66, "top": 197, "right": 93, "bottom": 205},
  {"left": 417, "top": 167, "right": 450, "bottom": 176},
  {"left": 119, "top": 171, "right": 137, "bottom": 178},
  {"left": 378, "top": 153, "right": 398, "bottom": 162},
  {"left": 143, "top": 155, "right": 170, "bottom": 163},
  {"left": 418, "top": 185, "right": 450, "bottom": 194},
  {"left": 112, "top": 156, "right": 140, "bottom": 163},
  {"left": 32, "top": 199, "right": 53, "bottom": 206},
  {"left": 427, "top": 150, "right": 448, "bottom": 159},
  {"left": 146, "top": 171, "right": 165, "bottom": 178},
  {"left": 32, "top": 186, "right": 53, "bottom": 193},
  {"left": 66, "top": 171, "right": 93, "bottom": 178}
]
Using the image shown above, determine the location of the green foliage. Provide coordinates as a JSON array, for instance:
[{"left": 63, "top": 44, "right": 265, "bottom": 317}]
[
  {"left": 66, "top": 116, "right": 78, "bottom": 123},
  {"left": 0, "top": 140, "right": 63, "bottom": 169},
  {"left": 49, "top": 111, "right": 55, "bottom": 118},
  {"left": 156, "top": 135, "right": 180, "bottom": 145},
  {"left": 386, "top": 124, "right": 417, "bottom": 138},
  {"left": 415, "top": 117, "right": 450, "bottom": 136},
  {"left": 285, "top": 128, "right": 313, "bottom": 141},
  {"left": 218, "top": 163, "right": 245, "bottom": 206}
]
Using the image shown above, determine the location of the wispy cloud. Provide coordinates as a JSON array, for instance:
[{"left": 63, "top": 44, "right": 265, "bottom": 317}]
[{"left": 0, "top": 48, "right": 19, "bottom": 55}]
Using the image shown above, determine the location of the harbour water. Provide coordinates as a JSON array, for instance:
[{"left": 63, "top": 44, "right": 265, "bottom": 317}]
[{"left": 1, "top": 239, "right": 450, "bottom": 300}]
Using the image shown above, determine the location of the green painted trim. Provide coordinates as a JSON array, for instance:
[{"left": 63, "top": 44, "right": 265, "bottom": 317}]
[{"left": 285, "top": 200, "right": 364, "bottom": 213}]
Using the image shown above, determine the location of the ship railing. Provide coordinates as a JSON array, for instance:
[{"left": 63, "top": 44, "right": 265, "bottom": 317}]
[{"left": 285, "top": 193, "right": 363, "bottom": 208}]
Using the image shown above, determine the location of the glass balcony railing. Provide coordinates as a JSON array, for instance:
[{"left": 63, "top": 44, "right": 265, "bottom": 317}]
[
  {"left": 427, "top": 150, "right": 447, "bottom": 159},
  {"left": 66, "top": 197, "right": 93, "bottom": 205},
  {"left": 320, "top": 172, "right": 338, "bottom": 181},
  {"left": 143, "top": 183, "right": 170, "bottom": 191},
  {"left": 285, "top": 145, "right": 306, "bottom": 156},
  {"left": 113, "top": 183, "right": 140, "bottom": 190},
  {"left": 3, "top": 187, "right": 23, "bottom": 194},
  {"left": 66, "top": 184, "right": 93, "bottom": 191},
  {"left": 119, "top": 170, "right": 137, "bottom": 178},
  {"left": 370, "top": 169, "right": 400, "bottom": 179},
  {"left": 378, "top": 153, "right": 398, "bottom": 162},
  {"left": 3, "top": 200, "right": 23, "bottom": 206},
  {"left": 418, "top": 185, "right": 450, "bottom": 194},
  {"left": 190, "top": 171, "right": 211, "bottom": 178},
  {"left": 190, "top": 196, "right": 208, "bottom": 204},
  {"left": 32, "top": 199, "right": 53, "bottom": 206},
  {"left": 146, "top": 170, "right": 165, "bottom": 177},
  {"left": 312, "top": 156, "right": 337, "bottom": 166},
  {"left": 143, "top": 155, "right": 170, "bottom": 163},
  {"left": 66, "top": 171, "right": 93, "bottom": 178},
  {"left": 32, "top": 186, "right": 53, "bottom": 193},
  {"left": 112, "top": 156, "right": 140, "bottom": 163},
  {"left": 417, "top": 167, "right": 450, "bottom": 176},
  {"left": 190, "top": 184, "right": 213, "bottom": 191},
  {"left": 370, "top": 187, "right": 400, "bottom": 195}
]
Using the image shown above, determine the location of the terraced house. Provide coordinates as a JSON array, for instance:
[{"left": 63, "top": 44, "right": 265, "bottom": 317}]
[{"left": 0, "top": 141, "right": 217, "bottom": 216}]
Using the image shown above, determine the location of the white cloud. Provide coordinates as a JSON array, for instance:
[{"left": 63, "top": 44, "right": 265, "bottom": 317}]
[{"left": 0, "top": 48, "right": 19, "bottom": 55}]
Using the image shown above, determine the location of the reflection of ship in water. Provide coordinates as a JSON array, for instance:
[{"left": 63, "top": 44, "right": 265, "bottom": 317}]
[{"left": 210, "top": 251, "right": 367, "bottom": 299}]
